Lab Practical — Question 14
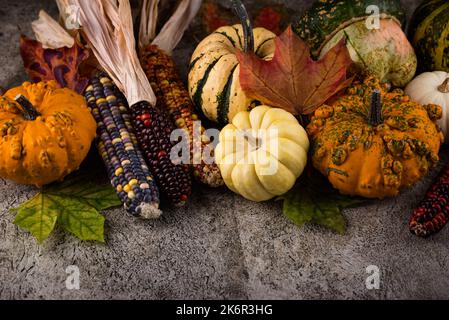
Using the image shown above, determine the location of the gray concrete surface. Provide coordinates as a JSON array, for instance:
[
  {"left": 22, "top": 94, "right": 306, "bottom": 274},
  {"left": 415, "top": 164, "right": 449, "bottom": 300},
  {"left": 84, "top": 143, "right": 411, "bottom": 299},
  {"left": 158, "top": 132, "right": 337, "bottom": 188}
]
[{"left": 2, "top": 0, "right": 449, "bottom": 300}]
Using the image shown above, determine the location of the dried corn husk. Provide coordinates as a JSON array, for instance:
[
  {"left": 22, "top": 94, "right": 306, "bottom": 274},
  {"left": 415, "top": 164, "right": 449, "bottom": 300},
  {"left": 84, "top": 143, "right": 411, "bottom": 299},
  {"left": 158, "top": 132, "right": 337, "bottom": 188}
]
[
  {"left": 139, "top": 0, "right": 201, "bottom": 54},
  {"left": 32, "top": 10, "right": 74, "bottom": 49},
  {"left": 75, "top": 0, "right": 156, "bottom": 106}
]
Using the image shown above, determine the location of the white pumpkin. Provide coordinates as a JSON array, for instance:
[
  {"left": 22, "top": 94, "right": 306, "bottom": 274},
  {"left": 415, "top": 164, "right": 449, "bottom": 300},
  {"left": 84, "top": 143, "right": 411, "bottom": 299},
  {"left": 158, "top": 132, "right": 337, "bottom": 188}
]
[
  {"left": 215, "top": 106, "right": 309, "bottom": 202},
  {"left": 405, "top": 71, "right": 449, "bottom": 141}
]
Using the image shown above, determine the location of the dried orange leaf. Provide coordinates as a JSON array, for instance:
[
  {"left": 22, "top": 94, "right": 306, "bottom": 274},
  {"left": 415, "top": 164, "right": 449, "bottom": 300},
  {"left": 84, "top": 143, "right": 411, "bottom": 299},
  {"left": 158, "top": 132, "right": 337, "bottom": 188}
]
[
  {"left": 237, "top": 26, "right": 353, "bottom": 115},
  {"left": 20, "top": 35, "right": 90, "bottom": 94}
]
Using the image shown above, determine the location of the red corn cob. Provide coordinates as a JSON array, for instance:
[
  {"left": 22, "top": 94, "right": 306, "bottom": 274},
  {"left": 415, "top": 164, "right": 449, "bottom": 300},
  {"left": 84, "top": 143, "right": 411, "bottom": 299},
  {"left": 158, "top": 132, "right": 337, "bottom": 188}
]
[
  {"left": 410, "top": 161, "right": 449, "bottom": 237},
  {"left": 140, "top": 45, "right": 223, "bottom": 187}
]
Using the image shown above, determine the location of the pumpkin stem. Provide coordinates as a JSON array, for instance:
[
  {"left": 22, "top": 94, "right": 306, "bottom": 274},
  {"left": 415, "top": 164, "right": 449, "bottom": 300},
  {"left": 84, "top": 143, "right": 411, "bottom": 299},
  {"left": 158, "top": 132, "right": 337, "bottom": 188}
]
[
  {"left": 438, "top": 78, "right": 449, "bottom": 93},
  {"left": 368, "top": 90, "right": 383, "bottom": 126},
  {"left": 297, "top": 114, "right": 310, "bottom": 127},
  {"left": 14, "top": 95, "right": 41, "bottom": 121},
  {"left": 230, "top": 0, "right": 254, "bottom": 53}
]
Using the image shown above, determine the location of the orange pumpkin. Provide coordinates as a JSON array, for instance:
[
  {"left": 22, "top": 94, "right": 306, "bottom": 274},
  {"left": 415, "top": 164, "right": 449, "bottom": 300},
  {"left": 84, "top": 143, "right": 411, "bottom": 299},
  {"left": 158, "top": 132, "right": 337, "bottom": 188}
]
[
  {"left": 307, "top": 77, "right": 443, "bottom": 199},
  {"left": 0, "top": 81, "right": 96, "bottom": 186}
]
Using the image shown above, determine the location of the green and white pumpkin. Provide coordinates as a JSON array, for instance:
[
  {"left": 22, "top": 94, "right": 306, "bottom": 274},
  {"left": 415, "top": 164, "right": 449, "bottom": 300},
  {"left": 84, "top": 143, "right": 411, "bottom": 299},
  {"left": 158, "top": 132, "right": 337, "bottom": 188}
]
[
  {"left": 294, "top": 0, "right": 417, "bottom": 87},
  {"left": 409, "top": 0, "right": 449, "bottom": 73},
  {"left": 188, "top": 24, "right": 275, "bottom": 126}
]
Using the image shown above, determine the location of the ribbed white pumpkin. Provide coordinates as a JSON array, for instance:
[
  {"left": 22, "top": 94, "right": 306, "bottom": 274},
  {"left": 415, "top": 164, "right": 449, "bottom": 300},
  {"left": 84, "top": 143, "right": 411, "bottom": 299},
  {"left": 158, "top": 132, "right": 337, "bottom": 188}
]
[
  {"left": 215, "top": 106, "right": 309, "bottom": 202},
  {"left": 405, "top": 71, "right": 449, "bottom": 141}
]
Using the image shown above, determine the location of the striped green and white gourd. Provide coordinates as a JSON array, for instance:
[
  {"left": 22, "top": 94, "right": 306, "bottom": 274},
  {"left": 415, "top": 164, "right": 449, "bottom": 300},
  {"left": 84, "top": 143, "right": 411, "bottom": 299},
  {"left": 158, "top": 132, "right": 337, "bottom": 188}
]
[
  {"left": 409, "top": 0, "right": 449, "bottom": 72},
  {"left": 188, "top": 24, "right": 275, "bottom": 126},
  {"left": 85, "top": 74, "right": 161, "bottom": 219}
]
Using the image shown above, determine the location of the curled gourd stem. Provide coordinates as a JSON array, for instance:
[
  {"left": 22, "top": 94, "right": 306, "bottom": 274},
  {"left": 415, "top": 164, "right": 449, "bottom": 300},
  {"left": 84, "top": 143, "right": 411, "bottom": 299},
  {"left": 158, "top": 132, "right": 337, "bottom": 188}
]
[
  {"left": 14, "top": 95, "right": 41, "bottom": 121},
  {"left": 368, "top": 90, "right": 383, "bottom": 126},
  {"left": 438, "top": 78, "right": 449, "bottom": 93},
  {"left": 231, "top": 0, "right": 254, "bottom": 53}
]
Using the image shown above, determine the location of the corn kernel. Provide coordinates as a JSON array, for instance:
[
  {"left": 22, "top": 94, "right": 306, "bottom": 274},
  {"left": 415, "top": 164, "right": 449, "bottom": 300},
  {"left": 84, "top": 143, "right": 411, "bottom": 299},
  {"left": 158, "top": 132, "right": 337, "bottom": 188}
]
[
  {"left": 140, "top": 183, "right": 150, "bottom": 189},
  {"left": 127, "top": 191, "right": 136, "bottom": 199},
  {"left": 115, "top": 167, "right": 123, "bottom": 176},
  {"left": 123, "top": 184, "right": 131, "bottom": 193},
  {"left": 176, "top": 119, "right": 186, "bottom": 127},
  {"left": 96, "top": 98, "right": 107, "bottom": 105}
]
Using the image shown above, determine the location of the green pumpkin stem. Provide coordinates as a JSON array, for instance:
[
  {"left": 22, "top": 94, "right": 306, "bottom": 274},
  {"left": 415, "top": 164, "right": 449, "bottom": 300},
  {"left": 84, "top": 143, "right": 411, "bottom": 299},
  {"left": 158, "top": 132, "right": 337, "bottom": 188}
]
[
  {"left": 230, "top": 0, "right": 254, "bottom": 53},
  {"left": 368, "top": 90, "right": 383, "bottom": 126},
  {"left": 14, "top": 95, "right": 41, "bottom": 121},
  {"left": 438, "top": 78, "right": 449, "bottom": 93},
  {"left": 298, "top": 114, "right": 310, "bottom": 127}
]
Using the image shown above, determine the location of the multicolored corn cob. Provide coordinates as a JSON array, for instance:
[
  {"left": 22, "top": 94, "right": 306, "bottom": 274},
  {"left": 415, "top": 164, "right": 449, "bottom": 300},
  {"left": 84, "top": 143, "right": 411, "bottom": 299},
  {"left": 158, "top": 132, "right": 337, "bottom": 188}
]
[
  {"left": 140, "top": 45, "right": 223, "bottom": 187},
  {"left": 410, "top": 161, "right": 449, "bottom": 237},
  {"left": 131, "top": 100, "right": 192, "bottom": 207},
  {"left": 85, "top": 73, "right": 161, "bottom": 219}
]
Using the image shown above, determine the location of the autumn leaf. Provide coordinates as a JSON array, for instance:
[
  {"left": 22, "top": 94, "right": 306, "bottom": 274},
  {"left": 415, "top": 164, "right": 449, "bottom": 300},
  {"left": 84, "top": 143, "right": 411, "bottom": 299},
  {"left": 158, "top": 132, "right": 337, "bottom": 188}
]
[
  {"left": 202, "top": 1, "right": 233, "bottom": 34},
  {"left": 201, "top": 0, "right": 288, "bottom": 35},
  {"left": 279, "top": 169, "right": 366, "bottom": 234},
  {"left": 237, "top": 26, "right": 353, "bottom": 115},
  {"left": 254, "top": 6, "right": 285, "bottom": 35},
  {"left": 20, "top": 35, "right": 90, "bottom": 94},
  {"left": 11, "top": 175, "right": 121, "bottom": 243}
]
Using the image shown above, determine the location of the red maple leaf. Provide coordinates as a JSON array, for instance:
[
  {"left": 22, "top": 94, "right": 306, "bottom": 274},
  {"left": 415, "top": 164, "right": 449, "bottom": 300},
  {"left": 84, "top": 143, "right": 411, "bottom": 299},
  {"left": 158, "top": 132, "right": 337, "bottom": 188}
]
[{"left": 237, "top": 26, "right": 353, "bottom": 115}]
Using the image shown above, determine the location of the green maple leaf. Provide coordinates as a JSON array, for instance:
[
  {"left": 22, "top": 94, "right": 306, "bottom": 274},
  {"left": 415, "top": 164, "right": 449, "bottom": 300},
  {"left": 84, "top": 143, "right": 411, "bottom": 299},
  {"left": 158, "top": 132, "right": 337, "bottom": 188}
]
[
  {"left": 11, "top": 176, "right": 121, "bottom": 243},
  {"left": 280, "top": 170, "right": 366, "bottom": 234},
  {"left": 46, "top": 176, "right": 122, "bottom": 211},
  {"left": 12, "top": 193, "right": 59, "bottom": 243}
]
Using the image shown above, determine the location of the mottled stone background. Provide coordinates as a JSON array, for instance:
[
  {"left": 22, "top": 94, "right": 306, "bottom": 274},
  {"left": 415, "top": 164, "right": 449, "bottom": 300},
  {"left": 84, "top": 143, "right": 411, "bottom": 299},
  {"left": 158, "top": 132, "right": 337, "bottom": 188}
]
[{"left": 2, "top": 0, "right": 448, "bottom": 300}]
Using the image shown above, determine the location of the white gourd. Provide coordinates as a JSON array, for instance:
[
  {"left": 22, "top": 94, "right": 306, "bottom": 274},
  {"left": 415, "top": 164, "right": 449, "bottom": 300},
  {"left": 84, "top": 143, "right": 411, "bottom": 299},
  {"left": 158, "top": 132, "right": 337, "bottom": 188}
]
[
  {"left": 215, "top": 106, "right": 309, "bottom": 202},
  {"left": 405, "top": 71, "right": 449, "bottom": 142}
]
